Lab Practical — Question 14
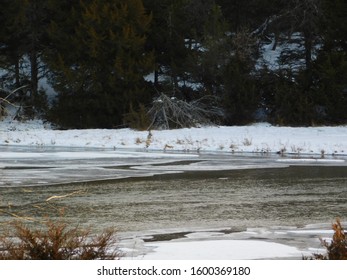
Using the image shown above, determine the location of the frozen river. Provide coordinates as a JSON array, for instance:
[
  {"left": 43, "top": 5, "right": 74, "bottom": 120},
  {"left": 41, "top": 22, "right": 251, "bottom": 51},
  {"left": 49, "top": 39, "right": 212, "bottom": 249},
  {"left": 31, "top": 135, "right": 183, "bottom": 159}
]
[
  {"left": 1, "top": 145, "right": 347, "bottom": 259},
  {"left": 1, "top": 145, "right": 346, "bottom": 187}
]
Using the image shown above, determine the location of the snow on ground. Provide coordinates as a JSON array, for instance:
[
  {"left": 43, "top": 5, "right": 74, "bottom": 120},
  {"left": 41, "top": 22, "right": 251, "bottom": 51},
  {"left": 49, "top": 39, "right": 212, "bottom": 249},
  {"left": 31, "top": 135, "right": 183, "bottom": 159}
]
[{"left": 1, "top": 117, "right": 347, "bottom": 157}]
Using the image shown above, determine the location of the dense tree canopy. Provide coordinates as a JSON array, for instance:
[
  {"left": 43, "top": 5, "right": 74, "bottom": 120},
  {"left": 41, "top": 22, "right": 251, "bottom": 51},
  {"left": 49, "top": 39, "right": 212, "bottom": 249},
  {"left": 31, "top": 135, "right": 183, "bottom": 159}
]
[{"left": 1, "top": 0, "right": 346, "bottom": 128}]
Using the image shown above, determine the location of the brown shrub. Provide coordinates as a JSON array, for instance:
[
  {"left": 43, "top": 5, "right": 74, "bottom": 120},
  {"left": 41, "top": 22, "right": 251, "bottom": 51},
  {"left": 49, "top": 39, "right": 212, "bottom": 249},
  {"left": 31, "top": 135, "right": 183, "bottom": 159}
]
[
  {"left": 0, "top": 220, "right": 121, "bottom": 260},
  {"left": 308, "top": 218, "right": 347, "bottom": 260}
]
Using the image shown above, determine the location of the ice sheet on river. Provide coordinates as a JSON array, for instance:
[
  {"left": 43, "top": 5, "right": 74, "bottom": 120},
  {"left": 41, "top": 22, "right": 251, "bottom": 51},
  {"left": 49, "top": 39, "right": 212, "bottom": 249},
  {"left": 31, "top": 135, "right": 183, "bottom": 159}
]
[
  {"left": 120, "top": 223, "right": 336, "bottom": 260},
  {"left": 1, "top": 146, "right": 346, "bottom": 187}
]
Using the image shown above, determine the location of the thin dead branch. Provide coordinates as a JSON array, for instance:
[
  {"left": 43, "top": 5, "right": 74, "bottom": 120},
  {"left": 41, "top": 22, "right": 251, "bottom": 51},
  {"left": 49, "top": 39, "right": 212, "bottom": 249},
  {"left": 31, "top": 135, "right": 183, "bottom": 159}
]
[
  {"left": 0, "top": 85, "right": 30, "bottom": 117},
  {"left": 45, "top": 190, "right": 84, "bottom": 202}
]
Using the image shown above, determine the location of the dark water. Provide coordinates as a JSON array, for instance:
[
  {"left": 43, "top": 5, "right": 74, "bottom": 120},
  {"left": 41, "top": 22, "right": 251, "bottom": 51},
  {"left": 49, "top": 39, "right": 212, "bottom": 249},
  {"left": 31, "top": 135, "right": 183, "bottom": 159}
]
[{"left": 1, "top": 166, "right": 346, "bottom": 233}]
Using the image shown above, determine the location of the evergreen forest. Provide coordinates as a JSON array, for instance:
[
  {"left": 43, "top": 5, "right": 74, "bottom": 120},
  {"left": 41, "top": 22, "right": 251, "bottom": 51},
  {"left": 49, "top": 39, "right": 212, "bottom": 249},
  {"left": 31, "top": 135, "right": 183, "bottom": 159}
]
[{"left": 0, "top": 0, "right": 346, "bottom": 129}]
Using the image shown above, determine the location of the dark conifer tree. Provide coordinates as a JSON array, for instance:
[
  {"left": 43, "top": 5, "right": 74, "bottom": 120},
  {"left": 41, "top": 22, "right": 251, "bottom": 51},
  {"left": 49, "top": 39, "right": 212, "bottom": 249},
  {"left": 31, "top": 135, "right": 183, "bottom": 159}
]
[
  {"left": 47, "top": 0, "right": 153, "bottom": 128},
  {"left": 0, "top": 1, "right": 25, "bottom": 89},
  {"left": 310, "top": 0, "right": 347, "bottom": 124},
  {"left": 0, "top": 0, "right": 54, "bottom": 116}
]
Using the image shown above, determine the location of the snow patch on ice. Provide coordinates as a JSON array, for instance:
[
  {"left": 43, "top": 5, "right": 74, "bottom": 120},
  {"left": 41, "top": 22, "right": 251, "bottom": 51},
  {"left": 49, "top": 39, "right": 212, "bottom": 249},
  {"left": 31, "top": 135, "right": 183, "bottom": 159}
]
[{"left": 135, "top": 239, "right": 307, "bottom": 260}]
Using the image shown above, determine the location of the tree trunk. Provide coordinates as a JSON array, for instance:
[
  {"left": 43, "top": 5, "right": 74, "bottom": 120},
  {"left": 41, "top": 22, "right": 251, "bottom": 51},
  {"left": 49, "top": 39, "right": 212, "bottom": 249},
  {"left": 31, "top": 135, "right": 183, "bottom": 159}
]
[
  {"left": 304, "top": 30, "right": 313, "bottom": 71},
  {"left": 154, "top": 68, "right": 159, "bottom": 87},
  {"left": 15, "top": 58, "right": 21, "bottom": 89},
  {"left": 30, "top": 50, "right": 38, "bottom": 101},
  {"left": 28, "top": 0, "right": 39, "bottom": 105}
]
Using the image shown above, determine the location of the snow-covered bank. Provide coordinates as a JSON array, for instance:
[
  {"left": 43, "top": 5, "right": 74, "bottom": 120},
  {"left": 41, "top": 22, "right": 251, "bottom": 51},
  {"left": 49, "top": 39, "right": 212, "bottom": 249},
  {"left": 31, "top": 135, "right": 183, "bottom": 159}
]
[{"left": 1, "top": 118, "right": 347, "bottom": 156}]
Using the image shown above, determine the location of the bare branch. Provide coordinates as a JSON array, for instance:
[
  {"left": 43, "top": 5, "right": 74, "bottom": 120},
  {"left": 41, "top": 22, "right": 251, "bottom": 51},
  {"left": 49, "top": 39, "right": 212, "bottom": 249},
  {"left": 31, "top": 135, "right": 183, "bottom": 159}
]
[
  {"left": 1, "top": 84, "right": 29, "bottom": 101},
  {"left": 148, "top": 92, "right": 223, "bottom": 130}
]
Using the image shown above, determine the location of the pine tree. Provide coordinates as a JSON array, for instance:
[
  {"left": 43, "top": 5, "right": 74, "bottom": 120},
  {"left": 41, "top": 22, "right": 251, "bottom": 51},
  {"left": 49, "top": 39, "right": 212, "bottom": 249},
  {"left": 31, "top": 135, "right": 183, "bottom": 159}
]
[
  {"left": 321, "top": 0, "right": 347, "bottom": 52},
  {"left": 47, "top": 0, "right": 153, "bottom": 128},
  {"left": 186, "top": 3, "right": 231, "bottom": 96},
  {"left": 0, "top": 0, "right": 54, "bottom": 116},
  {"left": 309, "top": 0, "right": 347, "bottom": 124},
  {"left": 143, "top": 0, "right": 192, "bottom": 90},
  {"left": 0, "top": 1, "right": 24, "bottom": 89}
]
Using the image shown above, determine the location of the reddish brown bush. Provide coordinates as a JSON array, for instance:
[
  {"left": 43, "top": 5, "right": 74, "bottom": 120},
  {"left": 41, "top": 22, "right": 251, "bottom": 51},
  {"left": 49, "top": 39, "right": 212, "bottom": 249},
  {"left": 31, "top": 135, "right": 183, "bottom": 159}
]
[
  {"left": 0, "top": 220, "right": 120, "bottom": 260},
  {"left": 308, "top": 219, "right": 347, "bottom": 260}
]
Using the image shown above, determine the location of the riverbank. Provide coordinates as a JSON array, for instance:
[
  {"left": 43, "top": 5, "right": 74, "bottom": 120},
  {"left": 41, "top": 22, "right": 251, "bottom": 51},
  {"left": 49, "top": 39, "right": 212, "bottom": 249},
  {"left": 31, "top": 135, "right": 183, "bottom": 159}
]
[{"left": 1, "top": 118, "right": 347, "bottom": 156}]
